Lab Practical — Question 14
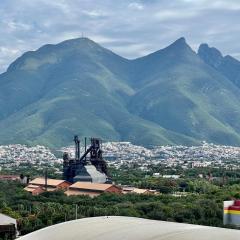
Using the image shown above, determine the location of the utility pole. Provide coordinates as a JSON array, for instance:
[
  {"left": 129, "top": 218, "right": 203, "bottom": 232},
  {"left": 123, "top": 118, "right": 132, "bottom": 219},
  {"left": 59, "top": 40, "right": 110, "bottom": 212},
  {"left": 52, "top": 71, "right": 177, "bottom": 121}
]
[
  {"left": 75, "top": 204, "right": 78, "bottom": 220},
  {"left": 45, "top": 168, "right": 48, "bottom": 191}
]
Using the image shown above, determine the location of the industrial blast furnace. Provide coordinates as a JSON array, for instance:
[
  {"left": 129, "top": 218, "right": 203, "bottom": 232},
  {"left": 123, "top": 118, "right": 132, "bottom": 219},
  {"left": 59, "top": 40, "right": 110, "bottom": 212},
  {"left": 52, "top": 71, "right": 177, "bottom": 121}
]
[{"left": 63, "top": 136, "right": 111, "bottom": 184}]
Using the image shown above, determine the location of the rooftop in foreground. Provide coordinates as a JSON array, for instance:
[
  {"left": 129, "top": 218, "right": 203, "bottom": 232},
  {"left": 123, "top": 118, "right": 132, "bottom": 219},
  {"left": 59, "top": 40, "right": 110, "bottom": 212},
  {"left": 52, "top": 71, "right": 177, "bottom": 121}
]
[{"left": 18, "top": 216, "right": 239, "bottom": 240}]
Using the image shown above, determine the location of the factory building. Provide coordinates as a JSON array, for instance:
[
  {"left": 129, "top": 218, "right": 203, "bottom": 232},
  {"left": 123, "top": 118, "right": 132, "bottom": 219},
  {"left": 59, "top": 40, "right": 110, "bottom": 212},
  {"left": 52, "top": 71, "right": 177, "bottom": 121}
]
[
  {"left": 0, "top": 175, "right": 20, "bottom": 181},
  {"left": 73, "top": 165, "right": 107, "bottom": 183},
  {"left": 24, "top": 178, "right": 71, "bottom": 194},
  {"left": 224, "top": 200, "right": 240, "bottom": 226},
  {"left": 65, "top": 182, "right": 121, "bottom": 197},
  {"left": 23, "top": 136, "right": 157, "bottom": 198},
  {"left": 24, "top": 180, "right": 158, "bottom": 197},
  {"left": 24, "top": 184, "right": 44, "bottom": 196}
]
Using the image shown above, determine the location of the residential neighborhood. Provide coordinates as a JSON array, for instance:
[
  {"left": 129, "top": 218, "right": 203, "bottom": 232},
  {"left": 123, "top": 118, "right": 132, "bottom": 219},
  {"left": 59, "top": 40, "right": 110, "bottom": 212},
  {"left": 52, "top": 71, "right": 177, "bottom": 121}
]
[{"left": 0, "top": 142, "right": 240, "bottom": 174}]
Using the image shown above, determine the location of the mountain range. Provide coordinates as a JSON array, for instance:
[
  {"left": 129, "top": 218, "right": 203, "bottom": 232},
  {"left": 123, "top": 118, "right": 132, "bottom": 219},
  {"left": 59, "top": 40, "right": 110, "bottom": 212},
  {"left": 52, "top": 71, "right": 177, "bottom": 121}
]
[{"left": 0, "top": 37, "right": 240, "bottom": 148}]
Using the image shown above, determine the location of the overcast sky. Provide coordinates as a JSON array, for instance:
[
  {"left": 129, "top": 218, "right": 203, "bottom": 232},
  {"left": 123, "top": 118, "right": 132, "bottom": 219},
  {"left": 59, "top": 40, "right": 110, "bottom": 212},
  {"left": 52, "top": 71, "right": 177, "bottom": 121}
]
[{"left": 0, "top": 0, "right": 239, "bottom": 73}]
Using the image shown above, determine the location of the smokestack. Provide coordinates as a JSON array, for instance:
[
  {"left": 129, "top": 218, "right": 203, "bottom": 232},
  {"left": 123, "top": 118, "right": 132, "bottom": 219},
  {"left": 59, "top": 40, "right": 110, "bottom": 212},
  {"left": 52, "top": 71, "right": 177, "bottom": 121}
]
[
  {"left": 85, "top": 137, "right": 87, "bottom": 161},
  {"left": 78, "top": 139, "right": 80, "bottom": 160},
  {"left": 74, "top": 135, "right": 80, "bottom": 160}
]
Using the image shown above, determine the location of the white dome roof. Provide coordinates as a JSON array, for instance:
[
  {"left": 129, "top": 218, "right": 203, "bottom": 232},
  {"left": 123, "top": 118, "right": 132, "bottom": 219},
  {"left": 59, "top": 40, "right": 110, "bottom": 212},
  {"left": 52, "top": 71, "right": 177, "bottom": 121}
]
[{"left": 19, "top": 216, "right": 239, "bottom": 240}]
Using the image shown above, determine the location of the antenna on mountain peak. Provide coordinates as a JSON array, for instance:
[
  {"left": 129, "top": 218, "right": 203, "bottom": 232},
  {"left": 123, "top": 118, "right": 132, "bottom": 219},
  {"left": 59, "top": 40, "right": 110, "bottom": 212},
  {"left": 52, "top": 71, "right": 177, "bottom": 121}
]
[{"left": 81, "top": 32, "right": 84, "bottom": 38}]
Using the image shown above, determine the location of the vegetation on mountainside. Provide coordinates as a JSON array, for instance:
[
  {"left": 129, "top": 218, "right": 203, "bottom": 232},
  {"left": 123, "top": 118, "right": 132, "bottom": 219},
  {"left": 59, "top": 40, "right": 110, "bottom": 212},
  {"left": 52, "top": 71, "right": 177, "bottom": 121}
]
[{"left": 0, "top": 38, "right": 240, "bottom": 147}]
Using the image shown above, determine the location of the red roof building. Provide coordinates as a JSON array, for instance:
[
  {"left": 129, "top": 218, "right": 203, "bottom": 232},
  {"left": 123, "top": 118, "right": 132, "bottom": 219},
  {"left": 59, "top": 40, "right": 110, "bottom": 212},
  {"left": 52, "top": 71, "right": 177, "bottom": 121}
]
[
  {"left": 24, "top": 178, "right": 71, "bottom": 194},
  {"left": 0, "top": 175, "right": 20, "bottom": 181},
  {"left": 24, "top": 184, "right": 44, "bottom": 196},
  {"left": 65, "top": 182, "right": 122, "bottom": 197}
]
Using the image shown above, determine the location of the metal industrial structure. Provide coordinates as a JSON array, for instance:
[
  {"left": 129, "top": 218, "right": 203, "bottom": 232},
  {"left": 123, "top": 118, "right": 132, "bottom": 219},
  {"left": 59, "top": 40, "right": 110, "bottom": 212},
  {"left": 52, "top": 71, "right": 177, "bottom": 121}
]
[{"left": 63, "top": 136, "right": 110, "bottom": 183}]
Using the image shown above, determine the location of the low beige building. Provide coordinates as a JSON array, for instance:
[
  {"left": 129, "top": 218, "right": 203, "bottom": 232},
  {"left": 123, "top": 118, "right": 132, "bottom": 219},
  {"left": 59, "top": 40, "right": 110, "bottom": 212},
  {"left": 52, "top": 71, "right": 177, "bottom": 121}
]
[
  {"left": 65, "top": 182, "right": 122, "bottom": 197},
  {"left": 24, "top": 178, "right": 71, "bottom": 194},
  {"left": 24, "top": 184, "right": 44, "bottom": 196}
]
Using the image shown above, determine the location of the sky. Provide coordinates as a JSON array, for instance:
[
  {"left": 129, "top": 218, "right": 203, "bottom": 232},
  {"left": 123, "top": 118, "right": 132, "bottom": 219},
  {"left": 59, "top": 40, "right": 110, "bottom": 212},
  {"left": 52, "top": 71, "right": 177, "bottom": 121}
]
[{"left": 0, "top": 0, "right": 240, "bottom": 73}]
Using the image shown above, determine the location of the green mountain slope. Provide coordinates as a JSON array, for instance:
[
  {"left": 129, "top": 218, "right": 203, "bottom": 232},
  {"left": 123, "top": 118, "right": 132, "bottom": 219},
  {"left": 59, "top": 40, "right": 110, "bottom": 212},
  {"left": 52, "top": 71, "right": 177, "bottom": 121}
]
[
  {"left": 0, "top": 37, "right": 240, "bottom": 147},
  {"left": 198, "top": 43, "right": 240, "bottom": 88},
  {"left": 128, "top": 38, "right": 240, "bottom": 145}
]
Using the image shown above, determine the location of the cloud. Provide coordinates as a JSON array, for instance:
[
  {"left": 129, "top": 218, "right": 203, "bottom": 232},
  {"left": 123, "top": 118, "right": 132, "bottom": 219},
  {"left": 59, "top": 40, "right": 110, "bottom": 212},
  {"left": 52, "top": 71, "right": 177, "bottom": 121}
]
[
  {"left": 231, "top": 52, "right": 240, "bottom": 59},
  {"left": 154, "top": 10, "right": 198, "bottom": 21},
  {"left": 180, "top": 0, "right": 240, "bottom": 11},
  {"left": 202, "top": 0, "right": 240, "bottom": 11},
  {"left": 128, "top": 2, "right": 144, "bottom": 10},
  {"left": 0, "top": 0, "right": 240, "bottom": 73},
  {"left": 110, "top": 42, "right": 152, "bottom": 58},
  {"left": 0, "top": 46, "right": 21, "bottom": 70},
  {"left": 6, "top": 21, "right": 32, "bottom": 32},
  {"left": 82, "top": 10, "right": 108, "bottom": 18}
]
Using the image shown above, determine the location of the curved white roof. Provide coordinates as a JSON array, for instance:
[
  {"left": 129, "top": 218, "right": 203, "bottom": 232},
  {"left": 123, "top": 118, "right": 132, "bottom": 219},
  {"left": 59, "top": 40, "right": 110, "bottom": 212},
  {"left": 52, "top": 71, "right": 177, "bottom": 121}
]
[
  {"left": 0, "top": 213, "right": 17, "bottom": 225},
  {"left": 19, "top": 216, "right": 239, "bottom": 240}
]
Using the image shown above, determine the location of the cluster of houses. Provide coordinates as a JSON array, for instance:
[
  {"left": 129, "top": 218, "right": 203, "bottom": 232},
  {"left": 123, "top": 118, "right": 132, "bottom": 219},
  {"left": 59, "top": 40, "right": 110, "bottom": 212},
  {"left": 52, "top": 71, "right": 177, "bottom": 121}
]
[{"left": 23, "top": 177, "right": 157, "bottom": 197}]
